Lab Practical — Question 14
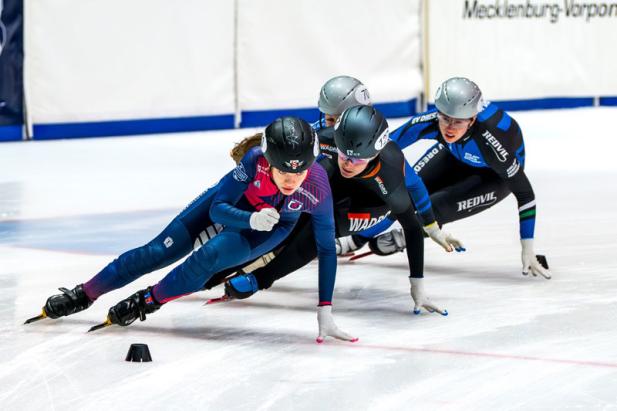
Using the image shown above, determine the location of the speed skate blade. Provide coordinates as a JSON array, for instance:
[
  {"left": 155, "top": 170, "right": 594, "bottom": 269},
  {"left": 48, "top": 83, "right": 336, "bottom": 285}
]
[
  {"left": 204, "top": 295, "right": 231, "bottom": 305},
  {"left": 88, "top": 318, "right": 112, "bottom": 332},
  {"left": 348, "top": 251, "right": 374, "bottom": 261},
  {"left": 24, "top": 310, "right": 47, "bottom": 324}
]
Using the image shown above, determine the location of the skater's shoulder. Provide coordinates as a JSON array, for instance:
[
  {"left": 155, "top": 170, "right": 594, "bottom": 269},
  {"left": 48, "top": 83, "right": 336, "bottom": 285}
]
[
  {"left": 377, "top": 141, "right": 405, "bottom": 167},
  {"left": 290, "top": 164, "right": 332, "bottom": 208},
  {"left": 317, "top": 127, "right": 337, "bottom": 152},
  {"left": 240, "top": 146, "right": 265, "bottom": 164},
  {"left": 407, "top": 109, "right": 439, "bottom": 127},
  {"left": 304, "top": 162, "right": 331, "bottom": 189}
]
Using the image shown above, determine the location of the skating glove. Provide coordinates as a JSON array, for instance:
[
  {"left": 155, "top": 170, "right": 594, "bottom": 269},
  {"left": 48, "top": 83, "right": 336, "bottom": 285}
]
[
  {"left": 335, "top": 236, "right": 362, "bottom": 255},
  {"left": 521, "top": 239, "right": 551, "bottom": 279},
  {"left": 368, "top": 229, "right": 406, "bottom": 256},
  {"left": 409, "top": 277, "right": 448, "bottom": 316},
  {"left": 249, "top": 208, "right": 280, "bottom": 231},
  {"left": 423, "top": 222, "right": 465, "bottom": 252},
  {"left": 316, "top": 305, "right": 358, "bottom": 344}
]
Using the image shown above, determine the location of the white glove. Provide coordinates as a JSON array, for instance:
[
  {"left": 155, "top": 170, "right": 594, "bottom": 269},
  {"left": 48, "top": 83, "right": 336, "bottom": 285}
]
[
  {"left": 409, "top": 277, "right": 448, "bottom": 316},
  {"left": 423, "top": 222, "right": 465, "bottom": 253},
  {"left": 335, "top": 236, "right": 362, "bottom": 255},
  {"left": 316, "top": 305, "right": 358, "bottom": 343},
  {"left": 521, "top": 239, "right": 551, "bottom": 279},
  {"left": 368, "top": 229, "right": 406, "bottom": 256},
  {"left": 249, "top": 208, "right": 280, "bottom": 231}
]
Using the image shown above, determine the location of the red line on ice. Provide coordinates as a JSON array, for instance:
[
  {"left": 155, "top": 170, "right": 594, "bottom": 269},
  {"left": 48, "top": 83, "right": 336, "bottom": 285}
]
[{"left": 356, "top": 344, "right": 617, "bottom": 369}]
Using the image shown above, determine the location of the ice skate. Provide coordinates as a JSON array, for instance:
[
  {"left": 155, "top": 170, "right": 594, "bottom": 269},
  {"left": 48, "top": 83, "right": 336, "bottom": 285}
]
[
  {"left": 25, "top": 284, "right": 93, "bottom": 324},
  {"left": 88, "top": 287, "right": 161, "bottom": 332}
]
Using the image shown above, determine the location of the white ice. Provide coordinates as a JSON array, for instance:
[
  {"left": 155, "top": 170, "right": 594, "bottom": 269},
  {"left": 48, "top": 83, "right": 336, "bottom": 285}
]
[{"left": 1, "top": 107, "right": 617, "bottom": 410}]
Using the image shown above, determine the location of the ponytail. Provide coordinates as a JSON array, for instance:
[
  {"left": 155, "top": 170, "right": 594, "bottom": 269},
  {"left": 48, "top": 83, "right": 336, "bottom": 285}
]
[{"left": 230, "top": 133, "right": 263, "bottom": 164}]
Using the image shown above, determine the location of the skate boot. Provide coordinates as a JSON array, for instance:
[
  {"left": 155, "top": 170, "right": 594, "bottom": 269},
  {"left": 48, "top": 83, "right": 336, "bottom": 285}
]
[
  {"left": 25, "top": 284, "right": 94, "bottom": 324},
  {"left": 109, "top": 287, "right": 161, "bottom": 326},
  {"left": 88, "top": 287, "right": 162, "bottom": 332}
]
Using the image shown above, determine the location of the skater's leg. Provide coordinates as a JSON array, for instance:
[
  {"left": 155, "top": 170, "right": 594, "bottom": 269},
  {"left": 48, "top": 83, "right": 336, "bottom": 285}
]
[
  {"left": 152, "top": 226, "right": 288, "bottom": 303},
  {"left": 83, "top": 218, "right": 193, "bottom": 300}
]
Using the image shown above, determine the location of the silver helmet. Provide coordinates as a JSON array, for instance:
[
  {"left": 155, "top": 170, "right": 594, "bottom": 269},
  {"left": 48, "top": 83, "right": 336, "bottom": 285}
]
[
  {"left": 318, "top": 75, "right": 372, "bottom": 115},
  {"left": 434, "top": 77, "right": 483, "bottom": 119}
]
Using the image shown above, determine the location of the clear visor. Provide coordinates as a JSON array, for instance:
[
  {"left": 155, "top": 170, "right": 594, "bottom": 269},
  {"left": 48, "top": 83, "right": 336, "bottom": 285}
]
[{"left": 437, "top": 112, "right": 473, "bottom": 130}]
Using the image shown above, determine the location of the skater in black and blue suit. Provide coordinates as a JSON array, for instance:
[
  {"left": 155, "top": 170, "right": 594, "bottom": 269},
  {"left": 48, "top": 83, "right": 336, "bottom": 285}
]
[{"left": 354, "top": 77, "right": 551, "bottom": 279}]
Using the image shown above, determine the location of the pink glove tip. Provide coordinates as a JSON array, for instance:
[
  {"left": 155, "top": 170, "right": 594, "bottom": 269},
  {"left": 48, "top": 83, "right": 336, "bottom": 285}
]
[
  {"left": 316, "top": 337, "right": 324, "bottom": 344},
  {"left": 350, "top": 338, "right": 359, "bottom": 343}
]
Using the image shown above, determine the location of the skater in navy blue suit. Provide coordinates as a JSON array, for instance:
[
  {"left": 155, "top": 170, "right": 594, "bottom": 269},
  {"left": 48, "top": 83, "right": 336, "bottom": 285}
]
[
  {"left": 345, "top": 77, "right": 552, "bottom": 280},
  {"left": 29, "top": 117, "right": 356, "bottom": 342}
]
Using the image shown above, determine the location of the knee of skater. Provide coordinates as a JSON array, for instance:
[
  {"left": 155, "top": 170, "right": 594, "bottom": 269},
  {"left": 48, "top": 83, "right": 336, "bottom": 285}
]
[
  {"left": 115, "top": 243, "right": 168, "bottom": 280},
  {"left": 195, "top": 242, "right": 220, "bottom": 264},
  {"left": 181, "top": 243, "right": 222, "bottom": 283}
]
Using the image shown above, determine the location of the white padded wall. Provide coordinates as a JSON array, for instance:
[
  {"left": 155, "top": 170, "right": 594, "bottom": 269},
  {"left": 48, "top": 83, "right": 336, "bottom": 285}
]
[
  {"left": 25, "top": 0, "right": 235, "bottom": 124},
  {"left": 425, "top": 0, "right": 617, "bottom": 103},
  {"left": 236, "top": 0, "right": 423, "bottom": 112}
]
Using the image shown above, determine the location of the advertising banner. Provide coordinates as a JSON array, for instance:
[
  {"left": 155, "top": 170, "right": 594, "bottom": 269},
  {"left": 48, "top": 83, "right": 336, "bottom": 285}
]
[
  {"left": 0, "top": 0, "right": 24, "bottom": 141},
  {"left": 426, "top": 0, "right": 617, "bottom": 108}
]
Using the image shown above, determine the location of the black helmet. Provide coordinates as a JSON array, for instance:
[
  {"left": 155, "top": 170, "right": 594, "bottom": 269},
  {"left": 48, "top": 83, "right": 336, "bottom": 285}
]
[
  {"left": 261, "top": 117, "right": 319, "bottom": 173},
  {"left": 333, "top": 105, "right": 389, "bottom": 159}
]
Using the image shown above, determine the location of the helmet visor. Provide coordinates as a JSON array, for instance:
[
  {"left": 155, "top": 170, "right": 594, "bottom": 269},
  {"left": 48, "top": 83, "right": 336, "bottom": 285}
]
[
  {"left": 337, "top": 149, "right": 375, "bottom": 165},
  {"left": 437, "top": 112, "right": 473, "bottom": 130}
]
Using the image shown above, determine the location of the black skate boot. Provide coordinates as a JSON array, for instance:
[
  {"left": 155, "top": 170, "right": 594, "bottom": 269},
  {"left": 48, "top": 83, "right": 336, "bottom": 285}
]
[
  {"left": 88, "top": 287, "right": 162, "bottom": 332},
  {"left": 108, "top": 287, "right": 161, "bottom": 327},
  {"left": 25, "top": 284, "right": 94, "bottom": 324}
]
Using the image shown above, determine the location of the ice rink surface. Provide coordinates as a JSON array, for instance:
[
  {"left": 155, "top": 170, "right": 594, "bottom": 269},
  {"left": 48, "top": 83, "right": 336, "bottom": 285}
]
[{"left": 1, "top": 107, "right": 617, "bottom": 410}]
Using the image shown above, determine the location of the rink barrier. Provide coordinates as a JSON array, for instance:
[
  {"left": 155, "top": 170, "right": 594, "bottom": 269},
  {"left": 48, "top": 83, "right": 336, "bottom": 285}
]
[
  {"left": 240, "top": 99, "right": 419, "bottom": 128},
  {"left": 13, "top": 96, "right": 617, "bottom": 140},
  {"left": 0, "top": 0, "right": 24, "bottom": 142},
  {"left": 492, "top": 97, "right": 595, "bottom": 111},
  {"left": 240, "top": 107, "right": 321, "bottom": 129},
  {"left": 600, "top": 97, "right": 617, "bottom": 106},
  {"left": 428, "top": 96, "right": 596, "bottom": 113},
  {"left": 28, "top": 99, "right": 419, "bottom": 139},
  {"left": 0, "top": 125, "right": 23, "bottom": 141},
  {"left": 31, "top": 114, "right": 235, "bottom": 140}
]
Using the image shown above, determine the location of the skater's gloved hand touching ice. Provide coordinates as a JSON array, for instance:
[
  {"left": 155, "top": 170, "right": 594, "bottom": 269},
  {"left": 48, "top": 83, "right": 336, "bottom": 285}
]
[
  {"left": 316, "top": 305, "right": 358, "bottom": 343},
  {"left": 423, "top": 222, "right": 465, "bottom": 253},
  {"left": 521, "top": 239, "right": 551, "bottom": 279},
  {"left": 249, "top": 208, "right": 280, "bottom": 231},
  {"left": 409, "top": 277, "right": 448, "bottom": 316}
]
